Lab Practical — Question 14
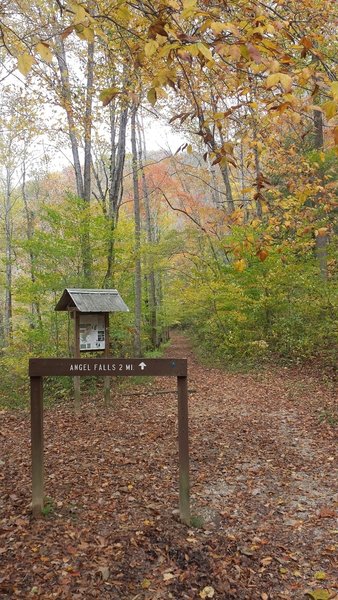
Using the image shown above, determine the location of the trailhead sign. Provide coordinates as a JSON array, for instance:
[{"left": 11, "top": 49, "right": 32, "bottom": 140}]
[
  {"left": 29, "top": 358, "right": 187, "bottom": 377},
  {"left": 29, "top": 357, "right": 190, "bottom": 525}
]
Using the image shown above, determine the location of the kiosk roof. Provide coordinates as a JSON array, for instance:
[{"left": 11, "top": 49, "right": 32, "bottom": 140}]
[{"left": 55, "top": 289, "right": 129, "bottom": 313}]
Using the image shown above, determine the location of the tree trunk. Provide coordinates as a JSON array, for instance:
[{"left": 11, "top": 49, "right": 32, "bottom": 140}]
[
  {"left": 206, "top": 156, "right": 221, "bottom": 208},
  {"left": 252, "top": 121, "right": 263, "bottom": 219},
  {"left": 22, "top": 159, "right": 42, "bottom": 328},
  {"left": 137, "top": 119, "right": 157, "bottom": 348},
  {"left": 104, "top": 104, "right": 128, "bottom": 287},
  {"left": 215, "top": 129, "right": 234, "bottom": 213},
  {"left": 82, "top": 39, "right": 95, "bottom": 284},
  {"left": 0, "top": 304, "right": 4, "bottom": 349},
  {"left": 4, "top": 167, "right": 12, "bottom": 342},
  {"left": 313, "top": 109, "right": 324, "bottom": 149},
  {"left": 55, "top": 36, "right": 93, "bottom": 284},
  {"left": 316, "top": 233, "right": 328, "bottom": 281},
  {"left": 240, "top": 141, "right": 250, "bottom": 223},
  {"left": 55, "top": 38, "right": 84, "bottom": 199},
  {"left": 313, "top": 107, "right": 328, "bottom": 281},
  {"left": 131, "top": 104, "right": 142, "bottom": 356},
  {"left": 219, "top": 162, "right": 235, "bottom": 213}
]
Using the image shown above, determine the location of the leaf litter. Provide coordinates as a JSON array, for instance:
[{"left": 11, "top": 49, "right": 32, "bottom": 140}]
[{"left": 0, "top": 333, "right": 337, "bottom": 599}]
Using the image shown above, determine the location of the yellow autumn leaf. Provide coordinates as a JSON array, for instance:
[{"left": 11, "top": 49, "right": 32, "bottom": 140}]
[
  {"left": 260, "top": 556, "right": 273, "bottom": 566},
  {"left": 199, "top": 586, "right": 215, "bottom": 599},
  {"left": 17, "top": 53, "right": 36, "bottom": 76},
  {"left": 279, "top": 73, "right": 292, "bottom": 92},
  {"left": 186, "top": 44, "right": 199, "bottom": 57},
  {"left": 269, "top": 59, "right": 280, "bottom": 73},
  {"left": 116, "top": 5, "right": 131, "bottom": 23},
  {"left": 75, "top": 25, "right": 94, "bottom": 42},
  {"left": 314, "top": 571, "right": 327, "bottom": 581},
  {"left": 147, "top": 88, "right": 157, "bottom": 106},
  {"left": 141, "top": 578, "right": 151, "bottom": 589},
  {"left": 197, "top": 43, "right": 213, "bottom": 61},
  {"left": 183, "top": 0, "right": 197, "bottom": 9},
  {"left": 163, "top": 572, "right": 175, "bottom": 581},
  {"left": 70, "top": 2, "right": 87, "bottom": 25},
  {"left": 331, "top": 81, "right": 338, "bottom": 100},
  {"left": 234, "top": 259, "right": 246, "bottom": 272},
  {"left": 36, "top": 42, "right": 53, "bottom": 63},
  {"left": 304, "top": 590, "right": 330, "bottom": 600},
  {"left": 99, "top": 87, "right": 120, "bottom": 107},
  {"left": 266, "top": 73, "right": 280, "bottom": 88},
  {"left": 145, "top": 40, "right": 159, "bottom": 57},
  {"left": 322, "top": 101, "right": 336, "bottom": 120},
  {"left": 210, "top": 21, "right": 227, "bottom": 34}
]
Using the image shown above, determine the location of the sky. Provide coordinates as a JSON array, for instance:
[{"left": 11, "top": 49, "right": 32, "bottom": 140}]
[
  {"left": 141, "top": 118, "right": 186, "bottom": 154},
  {"left": 3, "top": 67, "right": 187, "bottom": 173}
]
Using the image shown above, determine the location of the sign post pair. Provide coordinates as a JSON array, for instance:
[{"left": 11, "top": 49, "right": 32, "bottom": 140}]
[{"left": 29, "top": 358, "right": 190, "bottom": 525}]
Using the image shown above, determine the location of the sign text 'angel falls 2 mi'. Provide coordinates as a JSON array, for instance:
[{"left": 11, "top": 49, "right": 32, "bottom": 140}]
[
  {"left": 29, "top": 357, "right": 190, "bottom": 526},
  {"left": 29, "top": 358, "right": 187, "bottom": 377}
]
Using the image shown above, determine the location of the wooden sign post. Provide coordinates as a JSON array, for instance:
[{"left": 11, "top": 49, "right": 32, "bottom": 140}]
[{"left": 29, "top": 358, "right": 190, "bottom": 525}]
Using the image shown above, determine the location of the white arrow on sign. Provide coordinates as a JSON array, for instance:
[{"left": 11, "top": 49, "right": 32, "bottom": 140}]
[{"left": 139, "top": 362, "right": 147, "bottom": 370}]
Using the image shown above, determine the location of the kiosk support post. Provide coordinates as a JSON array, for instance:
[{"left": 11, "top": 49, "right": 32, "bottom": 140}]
[
  {"left": 103, "top": 313, "right": 110, "bottom": 406},
  {"left": 31, "top": 376, "right": 44, "bottom": 517},
  {"left": 73, "top": 310, "right": 81, "bottom": 411}
]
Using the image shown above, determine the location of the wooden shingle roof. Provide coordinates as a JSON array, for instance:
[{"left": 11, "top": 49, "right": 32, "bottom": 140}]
[{"left": 55, "top": 289, "right": 129, "bottom": 313}]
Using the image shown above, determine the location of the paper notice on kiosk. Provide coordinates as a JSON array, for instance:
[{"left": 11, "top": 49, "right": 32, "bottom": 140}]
[{"left": 79, "top": 314, "right": 105, "bottom": 351}]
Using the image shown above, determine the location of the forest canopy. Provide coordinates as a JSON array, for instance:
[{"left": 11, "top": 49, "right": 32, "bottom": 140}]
[{"left": 0, "top": 0, "right": 337, "bottom": 406}]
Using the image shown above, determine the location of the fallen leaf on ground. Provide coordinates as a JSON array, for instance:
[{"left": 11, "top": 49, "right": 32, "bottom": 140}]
[{"left": 199, "top": 586, "right": 215, "bottom": 599}]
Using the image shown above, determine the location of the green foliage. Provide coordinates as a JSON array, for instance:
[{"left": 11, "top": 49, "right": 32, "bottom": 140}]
[
  {"left": 0, "top": 191, "right": 174, "bottom": 408},
  {"left": 170, "top": 229, "right": 337, "bottom": 369},
  {"left": 41, "top": 497, "right": 56, "bottom": 517},
  {"left": 190, "top": 514, "right": 205, "bottom": 529}
]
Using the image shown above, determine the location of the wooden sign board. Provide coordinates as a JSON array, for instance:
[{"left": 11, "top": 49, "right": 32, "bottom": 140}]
[
  {"left": 29, "top": 358, "right": 190, "bottom": 525},
  {"left": 29, "top": 358, "right": 187, "bottom": 377}
]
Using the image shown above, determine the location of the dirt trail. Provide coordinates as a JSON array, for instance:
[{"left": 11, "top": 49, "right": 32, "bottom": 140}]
[{"left": 0, "top": 333, "right": 337, "bottom": 599}]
